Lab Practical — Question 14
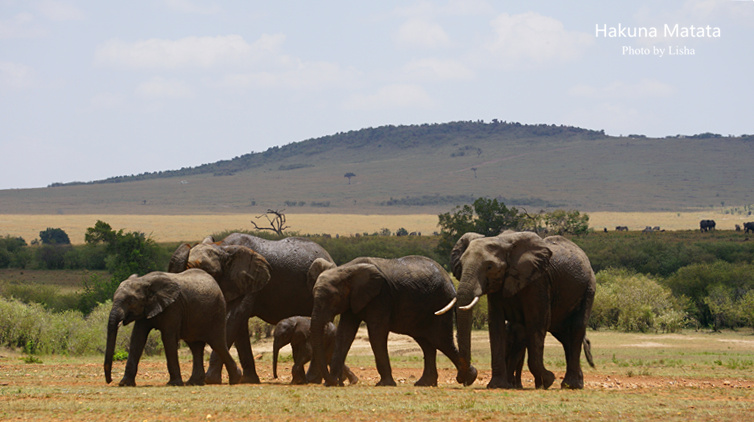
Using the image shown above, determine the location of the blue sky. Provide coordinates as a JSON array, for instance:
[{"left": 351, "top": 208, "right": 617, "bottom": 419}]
[{"left": 1, "top": 0, "right": 752, "bottom": 189}]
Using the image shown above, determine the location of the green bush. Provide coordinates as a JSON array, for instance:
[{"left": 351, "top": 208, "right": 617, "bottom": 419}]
[
  {"left": 664, "top": 261, "right": 754, "bottom": 329},
  {"left": 590, "top": 268, "right": 687, "bottom": 332},
  {"left": 0, "top": 297, "right": 162, "bottom": 356}
]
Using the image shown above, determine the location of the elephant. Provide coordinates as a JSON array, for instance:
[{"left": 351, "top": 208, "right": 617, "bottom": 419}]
[
  {"left": 308, "top": 256, "right": 478, "bottom": 387},
  {"left": 169, "top": 233, "right": 334, "bottom": 384},
  {"left": 447, "top": 231, "right": 596, "bottom": 390},
  {"left": 743, "top": 222, "right": 754, "bottom": 234},
  {"left": 271, "top": 316, "right": 358, "bottom": 385},
  {"left": 104, "top": 270, "right": 241, "bottom": 387},
  {"left": 700, "top": 219, "right": 716, "bottom": 232}
]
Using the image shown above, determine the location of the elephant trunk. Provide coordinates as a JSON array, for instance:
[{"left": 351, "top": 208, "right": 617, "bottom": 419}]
[
  {"left": 104, "top": 306, "right": 124, "bottom": 384},
  {"left": 455, "top": 266, "right": 483, "bottom": 386},
  {"left": 310, "top": 307, "right": 336, "bottom": 386}
]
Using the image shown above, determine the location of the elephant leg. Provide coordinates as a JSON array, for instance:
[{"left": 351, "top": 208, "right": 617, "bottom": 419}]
[
  {"left": 432, "top": 313, "right": 477, "bottom": 386},
  {"left": 291, "top": 340, "right": 311, "bottom": 385},
  {"left": 327, "top": 312, "right": 360, "bottom": 387},
  {"left": 161, "top": 330, "right": 183, "bottom": 386},
  {"left": 555, "top": 326, "right": 587, "bottom": 389},
  {"left": 525, "top": 328, "right": 554, "bottom": 390},
  {"left": 413, "top": 338, "right": 438, "bottom": 387},
  {"left": 304, "top": 342, "right": 324, "bottom": 384},
  {"left": 505, "top": 322, "right": 526, "bottom": 389},
  {"left": 366, "top": 321, "right": 395, "bottom": 386},
  {"left": 486, "top": 295, "right": 512, "bottom": 389},
  {"left": 186, "top": 341, "right": 206, "bottom": 386},
  {"left": 208, "top": 315, "right": 259, "bottom": 384},
  {"left": 207, "top": 334, "right": 242, "bottom": 385},
  {"left": 342, "top": 364, "right": 359, "bottom": 385},
  {"left": 234, "top": 323, "right": 260, "bottom": 383},
  {"left": 120, "top": 321, "right": 150, "bottom": 387}
]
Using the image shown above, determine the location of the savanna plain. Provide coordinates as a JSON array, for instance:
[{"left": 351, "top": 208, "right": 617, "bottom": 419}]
[{"left": 1, "top": 329, "right": 753, "bottom": 421}]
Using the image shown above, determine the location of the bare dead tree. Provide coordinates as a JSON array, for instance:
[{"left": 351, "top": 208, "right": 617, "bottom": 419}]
[{"left": 251, "top": 209, "right": 289, "bottom": 236}]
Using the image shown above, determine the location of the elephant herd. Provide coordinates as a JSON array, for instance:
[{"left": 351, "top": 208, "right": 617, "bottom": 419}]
[{"left": 104, "top": 231, "right": 596, "bottom": 390}]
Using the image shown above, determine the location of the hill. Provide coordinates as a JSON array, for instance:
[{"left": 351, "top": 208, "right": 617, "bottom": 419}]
[{"left": 1, "top": 121, "right": 752, "bottom": 215}]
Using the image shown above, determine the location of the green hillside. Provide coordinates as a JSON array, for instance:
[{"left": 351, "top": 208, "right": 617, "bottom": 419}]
[{"left": 1, "top": 121, "right": 752, "bottom": 214}]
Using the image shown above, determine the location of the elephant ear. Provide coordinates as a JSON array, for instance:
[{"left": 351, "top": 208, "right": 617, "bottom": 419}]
[
  {"left": 307, "top": 258, "right": 337, "bottom": 292},
  {"left": 450, "top": 232, "right": 486, "bottom": 280},
  {"left": 144, "top": 273, "right": 181, "bottom": 319},
  {"left": 345, "top": 263, "right": 385, "bottom": 314},
  {"left": 221, "top": 245, "right": 271, "bottom": 302},
  {"left": 167, "top": 243, "right": 191, "bottom": 273},
  {"left": 501, "top": 233, "right": 551, "bottom": 297}
]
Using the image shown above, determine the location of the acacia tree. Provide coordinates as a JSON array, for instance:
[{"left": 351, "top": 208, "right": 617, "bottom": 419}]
[
  {"left": 251, "top": 209, "right": 289, "bottom": 237},
  {"left": 344, "top": 172, "right": 356, "bottom": 184},
  {"left": 436, "top": 198, "right": 526, "bottom": 262},
  {"left": 78, "top": 220, "right": 162, "bottom": 313}
]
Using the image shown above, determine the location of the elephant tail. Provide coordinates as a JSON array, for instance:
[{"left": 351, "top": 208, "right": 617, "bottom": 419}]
[{"left": 583, "top": 336, "right": 595, "bottom": 368}]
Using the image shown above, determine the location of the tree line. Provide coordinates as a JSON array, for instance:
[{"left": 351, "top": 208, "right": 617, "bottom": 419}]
[{"left": 2, "top": 199, "right": 754, "bottom": 334}]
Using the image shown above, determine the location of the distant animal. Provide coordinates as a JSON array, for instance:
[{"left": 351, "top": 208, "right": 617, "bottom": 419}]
[
  {"left": 700, "top": 219, "right": 716, "bottom": 232},
  {"left": 744, "top": 222, "right": 754, "bottom": 234},
  {"left": 736, "top": 224, "right": 742, "bottom": 232},
  {"left": 615, "top": 226, "right": 629, "bottom": 231},
  {"left": 271, "top": 316, "right": 358, "bottom": 385}
]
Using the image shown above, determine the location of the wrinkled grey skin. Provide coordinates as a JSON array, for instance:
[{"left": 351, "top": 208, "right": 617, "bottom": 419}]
[
  {"left": 169, "top": 233, "right": 334, "bottom": 384},
  {"left": 308, "top": 256, "right": 478, "bottom": 387},
  {"left": 272, "top": 316, "right": 358, "bottom": 385},
  {"left": 104, "top": 269, "right": 241, "bottom": 387},
  {"left": 450, "top": 231, "right": 595, "bottom": 390}
]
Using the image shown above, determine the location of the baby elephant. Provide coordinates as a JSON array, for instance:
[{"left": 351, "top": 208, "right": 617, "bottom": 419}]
[
  {"left": 272, "top": 316, "right": 358, "bottom": 385},
  {"left": 104, "top": 269, "right": 241, "bottom": 386}
]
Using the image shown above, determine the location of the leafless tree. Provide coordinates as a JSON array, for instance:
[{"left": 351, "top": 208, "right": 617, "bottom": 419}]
[{"left": 251, "top": 209, "right": 289, "bottom": 236}]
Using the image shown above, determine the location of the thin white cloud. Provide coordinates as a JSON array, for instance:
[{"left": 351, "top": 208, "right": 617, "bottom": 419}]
[
  {"left": 344, "top": 84, "right": 434, "bottom": 110},
  {"left": 403, "top": 58, "right": 473, "bottom": 81},
  {"left": 36, "top": 1, "right": 85, "bottom": 21},
  {"left": 164, "top": 0, "right": 222, "bottom": 15},
  {"left": 485, "top": 12, "right": 593, "bottom": 67},
  {"left": 94, "top": 35, "right": 276, "bottom": 69},
  {"left": 90, "top": 92, "right": 124, "bottom": 109},
  {"left": 0, "top": 61, "right": 36, "bottom": 90},
  {"left": 394, "top": 18, "right": 451, "bottom": 49},
  {"left": 136, "top": 77, "right": 193, "bottom": 99},
  {"left": 220, "top": 61, "right": 358, "bottom": 91},
  {"left": 570, "top": 79, "right": 674, "bottom": 99},
  {"left": 0, "top": 12, "right": 46, "bottom": 39}
]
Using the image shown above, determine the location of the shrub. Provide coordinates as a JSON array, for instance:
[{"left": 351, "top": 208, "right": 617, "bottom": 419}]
[
  {"left": 664, "top": 261, "right": 754, "bottom": 328},
  {"left": 591, "top": 268, "right": 687, "bottom": 332},
  {"left": 0, "top": 298, "right": 162, "bottom": 356}
]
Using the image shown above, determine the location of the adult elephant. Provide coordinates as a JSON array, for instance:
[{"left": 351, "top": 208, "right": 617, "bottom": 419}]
[
  {"left": 169, "top": 233, "right": 334, "bottom": 384},
  {"left": 308, "top": 256, "right": 478, "bottom": 387},
  {"left": 448, "top": 231, "right": 595, "bottom": 389},
  {"left": 271, "top": 316, "right": 358, "bottom": 385},
  {"left": 104, "top": 270, "right": 241, "bottom": 386},
  {"left": 743, "top": 222, "right": 754, "bottom": 234},
  {"left": 700, "top": 219, "right": 716, "bottom": 232}
]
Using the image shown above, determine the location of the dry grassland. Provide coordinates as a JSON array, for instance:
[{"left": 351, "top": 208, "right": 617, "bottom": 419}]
[{"left": 0, "top": 211, "right": 750, "bottom": 244}]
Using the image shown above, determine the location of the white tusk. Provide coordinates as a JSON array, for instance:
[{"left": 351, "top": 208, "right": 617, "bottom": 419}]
[
  {"left": 458, "top": 296, "right": 479, "bottom": 311},
  {"left": 434, "top": 297, "right": 457, "bottom": 315}
]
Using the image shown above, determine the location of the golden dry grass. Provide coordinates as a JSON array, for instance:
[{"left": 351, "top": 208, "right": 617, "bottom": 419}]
[{"left": 0, "top": 211, "right": 750, "bottom": 244}]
